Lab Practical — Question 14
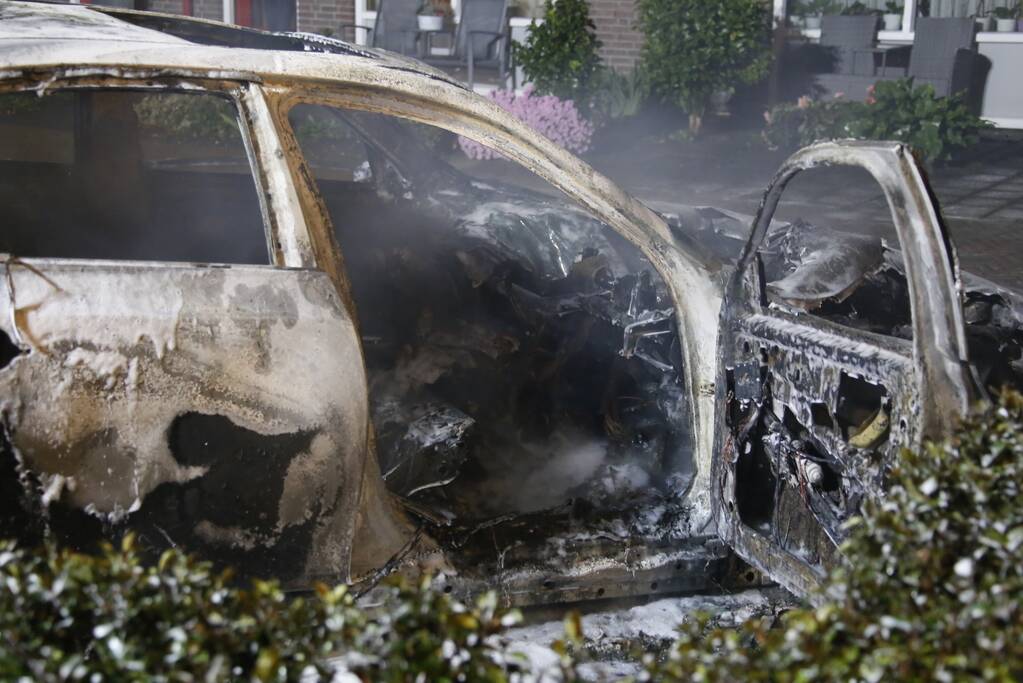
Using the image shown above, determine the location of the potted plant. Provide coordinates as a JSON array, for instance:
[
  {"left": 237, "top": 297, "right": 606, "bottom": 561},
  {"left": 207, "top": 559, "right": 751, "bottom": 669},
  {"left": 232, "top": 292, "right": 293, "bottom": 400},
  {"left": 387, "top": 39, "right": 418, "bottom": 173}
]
[
  {"left": 637, "top": 0, "right": 772, "bottom": 134},
  {"left": 417, "top": 0, "right": 446, "bottom": 32},
  {"left": 788, "top": 0, "right": 805, "bottom": 27},
  {"left": 840, "top": 1, "right": 874, "bottom": 15},
  {"left": 993, "top": 2, "right": 1020, "bottom": 31},
  {"left": 803, "top": 0, "right": 839, "bottom": 29},
  {"left": 883, "top": 1, "right": 903, "bottom": 30},
  {"left": 973, "top": 1, "right": 993, "bottom": 32}
]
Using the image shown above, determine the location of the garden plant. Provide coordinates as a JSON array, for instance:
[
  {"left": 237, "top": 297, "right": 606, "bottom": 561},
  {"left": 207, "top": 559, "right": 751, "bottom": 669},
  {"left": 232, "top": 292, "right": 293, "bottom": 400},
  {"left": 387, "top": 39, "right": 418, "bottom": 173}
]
[
  {"left": 458, "top": 85, "right": 594, "bottom": 159},
  {"left": 762, "top": 79, "right": 991, "bottom": 163},
  {"left": 637, "top": 0, "right": 773, "bottom": 134},
  {"left": 512, "top": 0, "right": 604, "bottom": 108}
]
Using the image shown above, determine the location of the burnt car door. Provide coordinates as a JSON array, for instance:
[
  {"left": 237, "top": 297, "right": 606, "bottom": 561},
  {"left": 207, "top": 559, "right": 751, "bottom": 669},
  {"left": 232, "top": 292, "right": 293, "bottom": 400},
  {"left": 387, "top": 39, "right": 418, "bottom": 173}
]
[
  {"left": 714, "top": 141, "right": 978, "bottom": 598},
  {"left": 0, "top": 78, "right": 381, "bottom": 587}
]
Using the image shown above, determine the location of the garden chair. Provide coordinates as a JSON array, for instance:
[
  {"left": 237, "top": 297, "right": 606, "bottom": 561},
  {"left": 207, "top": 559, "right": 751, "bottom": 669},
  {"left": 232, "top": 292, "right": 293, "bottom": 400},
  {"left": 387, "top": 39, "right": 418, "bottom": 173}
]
[
  {"left": 420, "top": 0, "right": 512, "bottom": 89},
  {"left": 811, "top": 14, "right": 886, "bottom": 100},
  {"left": 820, "top": 14, "right": 881, "bottom": 76},
  {"left": 340, "top": 0, "right": 420, "bottom": 55},
  {"left": 904, "top": 17, "right": 978, "bottom": 98}
]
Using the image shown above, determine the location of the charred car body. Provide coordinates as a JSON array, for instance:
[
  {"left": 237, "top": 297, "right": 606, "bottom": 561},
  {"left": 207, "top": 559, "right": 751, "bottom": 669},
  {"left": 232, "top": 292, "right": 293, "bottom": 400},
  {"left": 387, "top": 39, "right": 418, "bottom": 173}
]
[{"left": 0, "top": 1, "right": 1019, "bottom": 603}]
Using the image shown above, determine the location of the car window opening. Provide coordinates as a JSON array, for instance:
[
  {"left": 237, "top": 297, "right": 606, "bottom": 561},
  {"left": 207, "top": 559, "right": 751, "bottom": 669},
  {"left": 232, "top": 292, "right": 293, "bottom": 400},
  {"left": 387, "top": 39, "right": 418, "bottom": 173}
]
[
  {"left": 289, "top": 103, "right": 702, "bottom": 589},
  {"left": 0, "top": 88, "right": 268, "bottom": 265}
]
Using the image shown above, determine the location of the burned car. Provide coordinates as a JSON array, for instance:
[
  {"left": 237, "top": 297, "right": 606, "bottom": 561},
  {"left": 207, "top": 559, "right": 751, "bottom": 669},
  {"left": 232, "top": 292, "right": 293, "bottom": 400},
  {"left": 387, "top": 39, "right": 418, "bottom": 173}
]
[{"left": 1, "top": 1, "right": 1020, "bottom": 602}]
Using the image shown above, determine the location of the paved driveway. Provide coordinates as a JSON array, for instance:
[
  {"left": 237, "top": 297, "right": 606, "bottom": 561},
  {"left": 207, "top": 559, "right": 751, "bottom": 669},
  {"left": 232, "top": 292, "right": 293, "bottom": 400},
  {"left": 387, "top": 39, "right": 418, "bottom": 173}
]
[{"left": 588, "top": 130, "right": 1023, "bottom": 291}]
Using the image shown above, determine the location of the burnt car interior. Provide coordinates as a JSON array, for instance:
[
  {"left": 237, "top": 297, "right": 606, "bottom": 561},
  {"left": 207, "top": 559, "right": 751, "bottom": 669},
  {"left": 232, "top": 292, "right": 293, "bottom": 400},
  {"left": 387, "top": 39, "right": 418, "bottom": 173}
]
[
  {"left": 287, "top": 103, "right": 714, "bottom": 593},
  {"left": 720, "top": 169, "right": 1023, "bottom": 580}
]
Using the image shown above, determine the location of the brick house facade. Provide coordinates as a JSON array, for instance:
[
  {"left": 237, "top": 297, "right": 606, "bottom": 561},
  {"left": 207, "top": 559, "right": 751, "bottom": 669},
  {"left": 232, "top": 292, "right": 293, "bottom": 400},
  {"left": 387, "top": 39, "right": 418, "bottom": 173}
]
[
  {"left": 587, "top": 0, "right": 642, "bottom": 71},
  {"left": 82, "top": 0, "right": 639, "bottom": 70}
]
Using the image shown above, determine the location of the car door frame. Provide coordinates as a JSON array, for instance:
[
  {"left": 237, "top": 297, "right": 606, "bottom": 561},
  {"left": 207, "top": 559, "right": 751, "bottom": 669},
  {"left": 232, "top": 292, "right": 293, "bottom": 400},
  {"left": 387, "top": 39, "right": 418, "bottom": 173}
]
[
  {"left": 258, "top": 75, "right": 728, "bottom": 542},
  {"left": 0, "top": 69, "right": 395, "bottom": 587},
  {"left": 713, "top": 140, "right": 980, "bottom": 598}
]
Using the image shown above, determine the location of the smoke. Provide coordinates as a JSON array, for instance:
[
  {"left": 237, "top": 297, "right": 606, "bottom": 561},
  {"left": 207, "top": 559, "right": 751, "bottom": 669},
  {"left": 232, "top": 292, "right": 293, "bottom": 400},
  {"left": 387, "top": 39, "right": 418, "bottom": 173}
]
[{"left": 497, "top": 432, "right": 610, "bottom": 514}]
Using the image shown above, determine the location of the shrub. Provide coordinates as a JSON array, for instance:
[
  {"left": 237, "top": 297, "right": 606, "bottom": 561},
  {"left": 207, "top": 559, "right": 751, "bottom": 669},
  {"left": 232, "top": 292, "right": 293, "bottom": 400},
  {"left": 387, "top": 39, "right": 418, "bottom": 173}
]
[
  {"left": 459, "top": 86, "right": 594, "bottom": 159},
  {"left": 590, "top": 68, "right": 649, "bottom": 124},
  {"left": 0, "top": 536, "right": 525, "bottom": 682},
  {"left": 513, "top": 0, "right": 604, "bottom": 106},
  {"left": 851, "top": 78, "right": 992, "bottom": 163},
  {"left": 134, "top": 92, "right": 240, "bottom": 145},
  {"left": 646, "top": 390, "right": 1023, "bottom": 682},
  {"left": 762, "top": 94, "right": 855, "bottom": 150},
  {"left": 763, "top": 79, "right": 991, "bottom": 163},
  {"left": 637, "top": 0, "right": 772, "bottom": 134}
]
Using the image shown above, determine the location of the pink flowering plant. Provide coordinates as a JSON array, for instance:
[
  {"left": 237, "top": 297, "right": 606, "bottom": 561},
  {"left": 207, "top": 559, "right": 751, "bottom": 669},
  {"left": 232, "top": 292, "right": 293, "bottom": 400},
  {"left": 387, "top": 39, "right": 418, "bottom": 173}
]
[{"left": 459, "top": 86, "right": 595, "bottom": 160}]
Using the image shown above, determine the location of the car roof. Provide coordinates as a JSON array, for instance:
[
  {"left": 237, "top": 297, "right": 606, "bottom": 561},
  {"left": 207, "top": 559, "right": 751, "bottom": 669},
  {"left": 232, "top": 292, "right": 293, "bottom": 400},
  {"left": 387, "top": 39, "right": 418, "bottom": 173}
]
[{"left": 0, "top": 0, "right": 463, "bottom": 88}]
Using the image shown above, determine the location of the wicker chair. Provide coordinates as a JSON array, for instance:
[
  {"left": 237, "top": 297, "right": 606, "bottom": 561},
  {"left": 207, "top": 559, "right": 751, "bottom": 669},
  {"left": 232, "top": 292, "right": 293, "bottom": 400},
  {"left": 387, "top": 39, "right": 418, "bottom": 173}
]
[
  {"left": 340, "top": 0, "right": 421, "bottom": 55},
  {"left": 812, "top": 17, "right": 980, "bottom": 103},
  {"left": 420, "top": 0, "right": 512, "bottom": 89},
  {"left": 904, "top": 17, "right": 978, "bottom": 98},
  {"left": 820, "top": 14, "right": 881, "bottom": 76}
]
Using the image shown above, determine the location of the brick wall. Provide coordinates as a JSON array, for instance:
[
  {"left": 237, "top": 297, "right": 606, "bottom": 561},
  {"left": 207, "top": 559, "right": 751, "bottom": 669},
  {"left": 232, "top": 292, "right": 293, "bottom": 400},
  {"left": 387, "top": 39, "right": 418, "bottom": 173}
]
[
  {"left": 587, "top": 0, "right": 642, "bottom": 72},
  {"left": 295, "top": 0, "right": 354, "bottom": 35}
]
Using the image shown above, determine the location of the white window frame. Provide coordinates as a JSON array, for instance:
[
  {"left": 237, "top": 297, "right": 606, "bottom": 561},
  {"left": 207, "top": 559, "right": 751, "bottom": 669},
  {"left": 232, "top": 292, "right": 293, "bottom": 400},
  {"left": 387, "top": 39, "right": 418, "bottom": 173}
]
[
  {"left": 781, "top": 0, "right": 1021, "bottom": 42},
  {"left": 777, "top": 0, "right": 915, "bottom": 41}
]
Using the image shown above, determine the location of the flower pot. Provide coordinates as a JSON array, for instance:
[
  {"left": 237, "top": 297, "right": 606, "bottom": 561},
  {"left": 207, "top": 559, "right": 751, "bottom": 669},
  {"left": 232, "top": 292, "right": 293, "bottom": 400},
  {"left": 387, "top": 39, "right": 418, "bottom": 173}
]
[
  {"left": 996, "top": 18, "right": 1017, "bottom": 32},
  {"left": 711, "top": 89, "right": 734, "bottom": 116},
  {"left": 883, "top": 13, "right": 902, "bottom": 31},
  {"left": 417, "top": 14, "right": 443, "bottom": 31},
  {"left": 975, "top": 16, "right": 993, "bottom": 32},
  {"left": 804, "top": 15, "right": 822, "bottom": 29}
]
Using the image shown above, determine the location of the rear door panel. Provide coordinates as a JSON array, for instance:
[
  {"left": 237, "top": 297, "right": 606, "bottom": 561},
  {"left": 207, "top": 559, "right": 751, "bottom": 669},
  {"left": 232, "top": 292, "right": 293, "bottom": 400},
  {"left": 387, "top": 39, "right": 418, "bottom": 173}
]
[{"left": 0, "top": 257, "right": 367, "bottom": 585}]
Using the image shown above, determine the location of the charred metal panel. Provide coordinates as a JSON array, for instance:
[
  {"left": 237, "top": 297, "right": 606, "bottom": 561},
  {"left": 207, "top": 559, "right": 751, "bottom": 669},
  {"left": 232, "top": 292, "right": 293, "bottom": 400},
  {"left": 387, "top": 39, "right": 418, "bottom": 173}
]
[
  {"left": 0, "top": 0, "right": 726, "bottom": 540},
  {"left": 714, "top": 142, "right": 977, "bottom": 601},
  {"left": 0, "top": 258, "right": 368, "bottom": 586}
]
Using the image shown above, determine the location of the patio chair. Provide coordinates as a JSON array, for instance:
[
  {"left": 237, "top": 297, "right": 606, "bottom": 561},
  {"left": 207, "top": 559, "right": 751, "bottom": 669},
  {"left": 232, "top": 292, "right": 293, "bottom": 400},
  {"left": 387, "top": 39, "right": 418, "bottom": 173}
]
[
  {"left": 339, "top": 0, "right": 420, "bottom": 55},
  {"left": 904, "top": 17, "right": 978, "bottom": 98},
  {"left": 820, "top": 14, "right": 881, "bottom": 76},
  {"left": 420, "top": 0, "right": 512, "bottom": 89}
]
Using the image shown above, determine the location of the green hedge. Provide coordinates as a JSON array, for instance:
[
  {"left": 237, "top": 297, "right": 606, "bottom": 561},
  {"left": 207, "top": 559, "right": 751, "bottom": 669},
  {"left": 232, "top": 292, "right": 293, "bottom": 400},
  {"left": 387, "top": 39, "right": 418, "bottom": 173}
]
[{"left": 0, "top": 538, "right": 525, "bottom": 682}]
